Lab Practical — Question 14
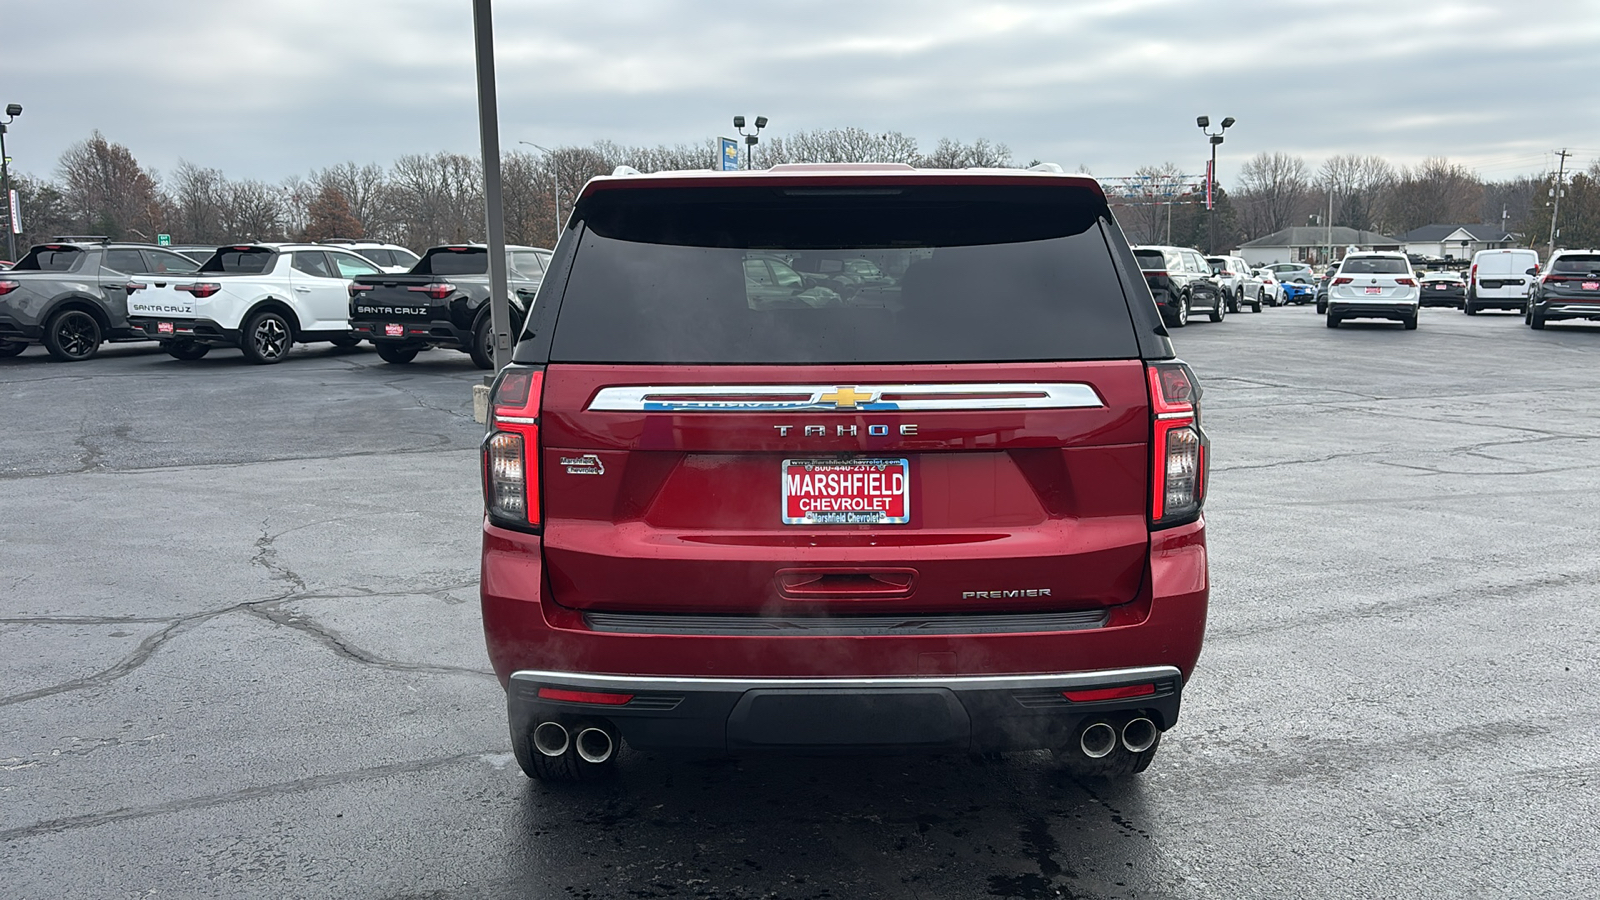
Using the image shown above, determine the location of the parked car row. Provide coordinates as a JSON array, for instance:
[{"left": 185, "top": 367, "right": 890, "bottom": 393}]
[{"left": 0, "top": 236, "right": 549, "bottom": 367}]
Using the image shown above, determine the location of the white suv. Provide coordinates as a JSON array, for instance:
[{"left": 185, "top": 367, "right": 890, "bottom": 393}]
[
  {"left": 1207, "top": 255, "right": 1260, "bottom": 313},
  {"left": 319, "top": 241, "right": 421, "bottom": 274},
  {"left": 1325, "top": 252, "right": 1420, "bottom": 330}
]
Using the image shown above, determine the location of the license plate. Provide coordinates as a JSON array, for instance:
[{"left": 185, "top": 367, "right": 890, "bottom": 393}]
[
  {"left": 1584, "top": 282, "right": 1599, "bottom": 291},
  {"left": 157, "top": 321, "right": 174, "bottom": 334},
  {"left": 1365, "top": 286, "right": 1382, "bottom": 294},
  {"left": 384, "top": 323, "right": 404, "bottom": 337},
  {"left": 1433, "top": 284, "right": 1448, "bottom": 290},
  {"left": 783, "top": 458, "right": 910, "bottom": 526}
]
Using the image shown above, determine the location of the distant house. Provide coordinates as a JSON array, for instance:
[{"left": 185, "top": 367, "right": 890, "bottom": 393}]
[
  {"left": 1238, "top": 227, "right": 1402, "bottom": 267},
  {"left": 1399, "top": 224, "right": 1517, "bottom": 260}
]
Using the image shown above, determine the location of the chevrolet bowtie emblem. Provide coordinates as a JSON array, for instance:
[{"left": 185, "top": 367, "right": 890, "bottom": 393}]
[{"left": 818, "top": 387, "right": 875, "bottom": 409}]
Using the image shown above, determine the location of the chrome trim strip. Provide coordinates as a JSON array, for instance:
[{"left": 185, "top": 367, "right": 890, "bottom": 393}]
[
  {"left": 587, "top": 383, "right": 1104, "bottom": 413},
  {"left": 510, "top": 665, "right": 1181, "bottom": 694},
  {"left": 494, "top": 415, "right": 539, "bottom": 425}
]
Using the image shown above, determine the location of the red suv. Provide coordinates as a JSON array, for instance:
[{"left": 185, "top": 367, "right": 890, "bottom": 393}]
[{"left": 480, "top": 165, "right": 1210, "bottom": 782}]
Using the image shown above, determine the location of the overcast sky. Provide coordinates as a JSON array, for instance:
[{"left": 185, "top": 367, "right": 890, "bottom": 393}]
[{"left": 5, "top": 0, "right": 1599, "bottom": 188}]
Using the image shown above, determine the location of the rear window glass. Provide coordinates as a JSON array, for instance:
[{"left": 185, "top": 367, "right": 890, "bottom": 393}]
[
  {"left": 201, "top": 248, "right": 275, "bottom": 274},
  {"left": 1551, "top": 255, "right": 1600, "bottom": 274},
  {"left": 548, "top": 185, "right": 1137, "bottom": 364},
  {"left": 13, "top": 246, "right": 84, "bottom": 271},
  {"left": 416, "top": 248, "right": 487, "bottom": 276},
  {"left": 355, "top": 248, "right": 392, "bottom": 266},
  {"left": 1340, "top": 257, "right": 1408, "bottom": 275},
  {"left": 1133, "top": 250, "right": 1167, "bottom": 271}
]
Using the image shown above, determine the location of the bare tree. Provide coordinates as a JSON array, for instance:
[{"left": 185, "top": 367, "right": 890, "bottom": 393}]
[
  {"left": 1380, "top": 157, "right": 1483, "bottom": 234},
  {"left": 918, "top": 137, "right": 1012, "bottom": 169},
  {"left": 1115, "top": 162, "right": 1191, "bottom": 244},
  {"left": 1318, "top": 154, "right": 1394, "bottom": 231},
  {"left": 1235, "top": 151, "right": 1312, "bottom": 238},
  {"left": 312, "top": 162, "right": 388, "bottom": 237},
  {"left": 8, "top": 172, "right": 72, "bottom": 248},
  {"left": 166, "top": 160, "right": 230, "bottom": 243},
  {"left": 220, "top": 179, "right": 285, "bottom": 241},
  {"left": 304, "top": 186, "right": 364, "bottom": 242},
  {"left": 384, "top": 152, "right": 485, "bottom": 248},
  {"left": 56, "top": 131, "right": 163, "bottom": 240}
]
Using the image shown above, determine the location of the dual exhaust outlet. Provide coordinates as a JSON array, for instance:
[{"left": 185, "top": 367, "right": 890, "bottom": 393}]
[
  {"left": 1078, "top": 716, "right": 1158, "bottom": 758},
  {"left": 532, "top": 720, "right": 617, "bottom": 764}
]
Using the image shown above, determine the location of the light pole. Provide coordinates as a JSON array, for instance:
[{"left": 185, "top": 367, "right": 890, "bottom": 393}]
[
  {"left": 1, "top": 103, "right": 21, "bottom": 262},
  {"left": 518, "top": 140, "right": 562, "bottom": 243},
  {"left": 1195, "top": 115, "right": 1234, "bottom": 254},
  {"left": 733, "top": 116, "right": 768, "bottom": 170}
]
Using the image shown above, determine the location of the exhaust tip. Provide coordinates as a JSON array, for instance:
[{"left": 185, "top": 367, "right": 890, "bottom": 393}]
[
  {"left": 574, "top": 726, "right": 615, "bottom": 764},
  {"left": 1079, "top": 721, "right": 1118, "bottom": 759},
  {"left": 1121, "top": 717, "right": 1158, "bottom": 754},
  {"left": 532, "top": 721, "right": 569, "bottom": 758}
]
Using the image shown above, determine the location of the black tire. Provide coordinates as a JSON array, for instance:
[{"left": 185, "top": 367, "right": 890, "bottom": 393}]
[
  {"left": 1316, "top": 299, "right": 1327, "bottom": 315},
  {"left": 0, "top": 339, "right": 25, "bottom": 358},
  {"left": 1530, "top": 308, "right": 1546, "bottom": 330},
  {"left": 1252, "top": 291, "right": 1263, "bottom": 313},
  {"left": 1326, "top": 314, "right": 1340, "bottom": 328},
  {"left": 43, "top": 308, "right": 102, "bottom": 362},
  {"left": 511, "top": 723, "right": 618, "bottom": 782},
  {"left": 1464, "top": 290, "right": 1478, "bottom": 315},
  {"left": 1057, "top": 731, "right": 1161, "bottom": 779},
  {"left": 330, "top": 335, "right": 361, "bottom": 348},
  {"left": 1403, "top": 314, "right": 1419, "bottom": 330},
  {"left": 1168, "top": 294, "right": 1190, "bottom": 328},
  {"left": 240, "top": 310, "right": 294, "bottom": 364},
  {"left": 1208, "top": 294, "right": 1226, "bottom": 322},
  {"left": 375, "top": 343, "right": 420, "bottom": 364},
  {"left": 163, "top": 340, "right": 211, "bottom": 361},
  {"left": 469, "top": 315, "right": 496, "bottom": 369}
]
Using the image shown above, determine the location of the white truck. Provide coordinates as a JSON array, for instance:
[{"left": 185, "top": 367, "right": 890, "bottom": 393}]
[{"left": 125, "top": 243, "right": 385, "bottom": 363}]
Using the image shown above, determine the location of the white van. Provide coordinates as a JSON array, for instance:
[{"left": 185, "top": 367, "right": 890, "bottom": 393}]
[{"left": 1466, "top": 248, "right": 1540, "bottom": 314}]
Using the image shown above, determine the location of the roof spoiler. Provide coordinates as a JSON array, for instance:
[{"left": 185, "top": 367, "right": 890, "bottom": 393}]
[{"left": 50, "top": 235, "right": 110, "bottom": 243}]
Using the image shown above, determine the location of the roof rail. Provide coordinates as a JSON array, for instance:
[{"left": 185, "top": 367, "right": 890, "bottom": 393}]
[{"left": 50, "top": 235, "right": 111, "bottom": 243}]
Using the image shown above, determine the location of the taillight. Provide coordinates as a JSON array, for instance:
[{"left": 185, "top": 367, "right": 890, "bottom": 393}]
[
  {"left": 1470, "top": 263, "right": 1478, "bottom": 282},
  {"left": 0, "top": 280, "right": 18, "bottom": 296},
  {"left": 1395, "top": 277, "right": 1416, "bottom": 286},
  {"left": 1332, "top": 277, "right": 1353, "bottom": 285},
  {"left": 483, "top": 366, "right": 545, "bottom": 529},
  {"left": 175, "top": 282, "right": 222, "bottom": 299},
  {"left": 407, "top": 283, "right": 455, "bottom": 300},
  {"left": 1148, "top": 361, "right": 1207, "bottom": 528},
  {"left": 349, "top": 282, "right": 376, "bottom": 297}
]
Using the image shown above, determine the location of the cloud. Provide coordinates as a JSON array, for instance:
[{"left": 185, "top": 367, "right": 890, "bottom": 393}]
[{"left": 3, "top": 0, "right": 1597, "bottom": 186}]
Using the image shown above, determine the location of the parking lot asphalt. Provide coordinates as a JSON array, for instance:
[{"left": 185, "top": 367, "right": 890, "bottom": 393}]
[{"left": 2, "top": 308, "right": 1597, "bottom": 899}]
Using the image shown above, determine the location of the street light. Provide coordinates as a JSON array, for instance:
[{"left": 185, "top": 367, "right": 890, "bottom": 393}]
[
  {"left": 1196, "top": 115, "right": 1234, "bottom": 254},
  {"left": 733, "top": 115, "right": 768, "bottom": 170},
  {"left": 1, "top": 103, "right": 21, "bottom": 262},
  {"left": 518, "top": 140, "right": 562, "bottom": 242}
]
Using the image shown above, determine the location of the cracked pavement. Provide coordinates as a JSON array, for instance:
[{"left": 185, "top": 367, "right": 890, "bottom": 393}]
[{"left": 1, "top": 312, "right": 1597, "bottom": 898}]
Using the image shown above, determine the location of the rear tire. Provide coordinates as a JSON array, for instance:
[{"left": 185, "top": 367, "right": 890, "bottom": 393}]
[
  {"left": 43, "top": 308, "right": 102, "bottom": 362},
  {"left": 163, "top": 340, "right": 211, "bottom": 361},
  {"left": 240, "top": 310, "right": 294, "bottom": 364},
  {"left": 1326, "top": 314, "right": 1340, "bottom": 328},
  {"left": 1252, "top": 291, "right": 1263, "bottom": 313},
  {"left": 376, "top": 343, "right": 420, "bottom": 364},
  {"left": 1403, "top": 314, "right": 1418, "bottom": 330},
  {"left": 0, "top": 339, "right": 25, "bottom": 358},
  {"left": 1464, "top": 291, "right": 1478, "bottom": 315},
  {"left": 469, "top": 316, "right": 496, "bottom": 369},
  {"left": 1530, "top": 308, "right": 1546, "bottom": 330},
  {"left": 1208, "top": 295, "right": 1226, "bottom": 322}
]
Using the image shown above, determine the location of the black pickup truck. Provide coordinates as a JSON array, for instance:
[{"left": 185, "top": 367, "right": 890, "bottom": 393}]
[{"left": 347, "top": 244, "right": 551, "bottom": 368}]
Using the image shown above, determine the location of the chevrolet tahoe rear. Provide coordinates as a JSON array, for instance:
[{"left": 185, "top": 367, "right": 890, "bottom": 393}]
[{"left": 479, "top": 165, "right": 1210, "bottom": 782}]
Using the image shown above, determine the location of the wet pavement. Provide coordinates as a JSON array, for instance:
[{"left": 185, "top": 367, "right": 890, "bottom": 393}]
[{"left": 2, "top": 310, "right": 1596, "bottom": 898}]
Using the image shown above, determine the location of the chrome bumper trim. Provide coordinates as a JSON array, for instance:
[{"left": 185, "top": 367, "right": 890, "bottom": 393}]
[{"left": 510, "top": 665, "right": 1183, "bottom": 694}]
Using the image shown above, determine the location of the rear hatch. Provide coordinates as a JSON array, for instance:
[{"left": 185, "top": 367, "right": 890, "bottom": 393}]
[
  {"left": 127, "top": 246, "right": 276, "bottom": 319},
  {"left": 349, "top": 246, "right": 543, "bottom": 330},
  {"left": 1, "top": 245, "right": 92, "bottom": 313},
  {"left": 1476, "top": 251, "right": 1537, "bottom": 293},
  {"left": 532, "top": 182, "right": 1153, "bottom": 620},
  {"left": 1133, "top": 248, "right": 1174, "bottom": 298},
  {"left": 1542, "top": 254, "right": 1600, "bottom": 300},
  {"left": 1331, "top": 257, "right": 1414, "bottom": 300}
]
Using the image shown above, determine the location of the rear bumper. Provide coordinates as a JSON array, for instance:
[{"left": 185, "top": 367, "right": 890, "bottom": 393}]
[
  {"left": 1535, "top": 298, "right": 1600, "bottom": 320},
  {"left": 349, "top": 318, "right": 472, "bottom": 349},
  {"left": 128, "top": 316, "right": 239, "bottom": 344},
  {"left": 509, "top": 666, "right": 1183, "bottom": 754},
  {"left": 0, "top": 316, "right": 42, "bottom": 341},
  {"left": 1327, "top": 300, "right": 1417, "bottom": 320},
  {"left": 481, "top": 518, "right": 1209, "bottom": 754}
]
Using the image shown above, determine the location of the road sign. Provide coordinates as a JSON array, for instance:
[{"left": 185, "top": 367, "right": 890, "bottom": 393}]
[
  {"left": 157, "top": 233, "right": 171, "bottom": 246},
  {"left": 719, "top": 137, "right": 740, "bottom": 171},
  {"left": 8, "top": 189, "right": 20, "bottom": 234}
]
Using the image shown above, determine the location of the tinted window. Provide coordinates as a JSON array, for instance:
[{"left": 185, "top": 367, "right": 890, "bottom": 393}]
[
  {"left": 416, "top": 248, "right": 488, "bottom": 276},
  {"left": 1551, "top": 255, "right": 1600, "bottom": 274},
  {"left": 548, "top": 184, "right": 1137, "bottom": 364},
  {"left": 14, "top": 246, "right": 85, "bottom": 271},
  {"left": 1340, "top": 257, "right": 1408, "bottom": 275},
  {"left": 391, "top": 248, "right": 420, "bottom": 268},
  {"left": 1133, "top": 250, "right": 1166, "bottom": 271},
  {"left": 329, "top": 252, "right": 381, "bottom": 278},
  {"left": 355, "top": 248, "right": 391, "bottom": 266},
  {"left": 292, "top": 251, "right": 335, "bottom": 277},
  {"left": 103, "top": 249, "right": 148, "bottom": 273},
  {"left": 510, "top": 250, "right": 545, "bottom": 277},
  {"left": 202, "top": 248, "right": 275, "bottom": 274},
  {"left": 143, "top": 250, "right": 200, "bottom": 275}
]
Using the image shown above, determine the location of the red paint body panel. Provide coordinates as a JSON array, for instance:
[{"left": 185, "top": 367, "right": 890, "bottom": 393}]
[{"left": 480, "top": 517, "right": 1207, "bottom": 683}]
